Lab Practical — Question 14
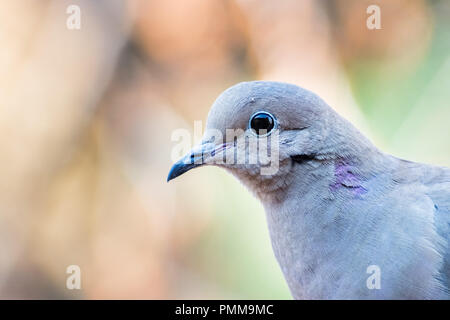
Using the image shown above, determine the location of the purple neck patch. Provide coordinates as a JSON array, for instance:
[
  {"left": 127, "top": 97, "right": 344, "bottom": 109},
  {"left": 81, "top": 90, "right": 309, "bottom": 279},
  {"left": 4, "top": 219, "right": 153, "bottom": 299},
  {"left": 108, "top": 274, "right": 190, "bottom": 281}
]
[{"left": 330, "top": 161, "right": 368, "bottom": 197}]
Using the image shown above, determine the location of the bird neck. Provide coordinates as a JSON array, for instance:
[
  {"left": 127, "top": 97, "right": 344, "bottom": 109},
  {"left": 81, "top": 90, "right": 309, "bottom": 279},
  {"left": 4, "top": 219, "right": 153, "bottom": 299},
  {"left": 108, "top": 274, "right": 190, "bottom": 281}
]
[
  {"left": 225, "top": 158, "right": 296, "bottom": 203},
  {"left": 261, "top": 150, "right": 395, "bottom": 298}
]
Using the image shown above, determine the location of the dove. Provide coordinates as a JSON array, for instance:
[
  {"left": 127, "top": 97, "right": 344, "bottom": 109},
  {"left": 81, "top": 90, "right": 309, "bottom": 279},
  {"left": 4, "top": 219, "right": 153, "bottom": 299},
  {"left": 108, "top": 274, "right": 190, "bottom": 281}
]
[{"left": 167, "top": 81, "right": 450, "bottom": 299}]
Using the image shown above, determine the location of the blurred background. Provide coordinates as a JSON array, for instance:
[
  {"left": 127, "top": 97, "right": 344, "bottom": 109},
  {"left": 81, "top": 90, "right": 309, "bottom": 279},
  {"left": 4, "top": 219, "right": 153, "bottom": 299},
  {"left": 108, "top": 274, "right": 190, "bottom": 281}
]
[{"left": 0, "top": 0, "right": 449, "bottom": 299}]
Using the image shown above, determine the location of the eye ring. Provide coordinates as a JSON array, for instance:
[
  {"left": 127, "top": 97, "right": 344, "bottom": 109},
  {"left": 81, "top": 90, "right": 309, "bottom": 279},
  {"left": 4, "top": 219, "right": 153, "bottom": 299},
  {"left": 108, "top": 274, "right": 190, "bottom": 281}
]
[{"left": 248, "top": 111, "right": 278, "bottom": 137}]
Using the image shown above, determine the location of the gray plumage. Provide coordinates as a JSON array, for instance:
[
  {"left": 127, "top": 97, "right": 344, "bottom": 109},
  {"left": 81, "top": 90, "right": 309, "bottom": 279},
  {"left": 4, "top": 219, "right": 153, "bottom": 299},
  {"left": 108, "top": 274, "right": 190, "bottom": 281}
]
[{"left": 168, "top": 81, "right": 450, "bottom": 299}]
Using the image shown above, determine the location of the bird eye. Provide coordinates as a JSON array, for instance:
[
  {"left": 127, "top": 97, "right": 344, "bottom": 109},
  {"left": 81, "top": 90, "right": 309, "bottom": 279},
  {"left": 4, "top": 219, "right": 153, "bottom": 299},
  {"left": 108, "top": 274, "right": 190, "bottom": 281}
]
[{"left": 249, "top": 112, "right": 276, "bottom": 136}]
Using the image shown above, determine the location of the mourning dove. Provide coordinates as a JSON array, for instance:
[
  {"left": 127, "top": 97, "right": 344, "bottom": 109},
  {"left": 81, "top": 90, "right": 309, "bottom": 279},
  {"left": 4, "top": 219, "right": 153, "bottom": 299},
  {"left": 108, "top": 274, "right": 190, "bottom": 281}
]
[{"left": 168, "top": 81, "right": 450, "bottom": 299}]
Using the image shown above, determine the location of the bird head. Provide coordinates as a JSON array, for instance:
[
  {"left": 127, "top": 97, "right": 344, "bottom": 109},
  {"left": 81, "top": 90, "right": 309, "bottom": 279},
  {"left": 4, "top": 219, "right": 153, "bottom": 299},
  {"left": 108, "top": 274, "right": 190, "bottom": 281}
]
[{"left": 167, "top": 81, "right": 347, "bottom": 200}]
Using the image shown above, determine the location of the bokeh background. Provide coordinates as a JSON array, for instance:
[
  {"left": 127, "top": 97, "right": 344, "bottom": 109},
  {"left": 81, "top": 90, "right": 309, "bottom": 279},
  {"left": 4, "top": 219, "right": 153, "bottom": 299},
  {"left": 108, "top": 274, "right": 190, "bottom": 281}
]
[{"left": 0, "top": 0, "right": 449, "bottom": 299}]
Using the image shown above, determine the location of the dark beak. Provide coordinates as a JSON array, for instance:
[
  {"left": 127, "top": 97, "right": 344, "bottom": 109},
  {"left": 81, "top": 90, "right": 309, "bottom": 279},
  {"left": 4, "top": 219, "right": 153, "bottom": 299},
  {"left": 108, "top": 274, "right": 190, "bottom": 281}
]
[
  {"left": 167, "top": 159, "right": 202, "bottom": 182},
  {"left": 167, "top": 141, "right": 232, "bottom": 182},
  {"left": 167, "top": 142, "right": 215, "bottom": 182}
]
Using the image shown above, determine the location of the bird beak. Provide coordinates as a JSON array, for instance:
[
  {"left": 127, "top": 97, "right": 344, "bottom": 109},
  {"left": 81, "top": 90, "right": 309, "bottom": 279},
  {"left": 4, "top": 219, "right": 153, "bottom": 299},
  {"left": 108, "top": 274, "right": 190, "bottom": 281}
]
[{"left": 167, "top": 141, "right": 231, "bottom": 182}]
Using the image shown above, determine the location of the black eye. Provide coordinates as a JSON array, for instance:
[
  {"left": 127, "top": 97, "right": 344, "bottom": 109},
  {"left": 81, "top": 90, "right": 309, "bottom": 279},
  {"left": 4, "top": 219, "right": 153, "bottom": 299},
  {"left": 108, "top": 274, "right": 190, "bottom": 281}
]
[{"left": 249, "top": 112, "right": 276, "bottom": 136}]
